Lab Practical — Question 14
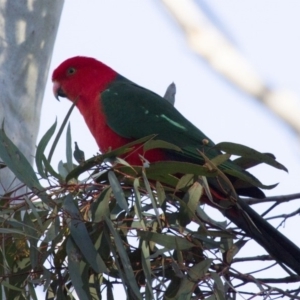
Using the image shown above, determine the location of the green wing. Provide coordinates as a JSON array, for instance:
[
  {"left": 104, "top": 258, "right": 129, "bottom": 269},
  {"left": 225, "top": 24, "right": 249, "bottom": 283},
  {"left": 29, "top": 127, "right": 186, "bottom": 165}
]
[
  {"left": 101, "top": 77, "right": 266, "bottom": 197},
  {"left": 101, "top": 77, "right": 217, "bottom": 159}
]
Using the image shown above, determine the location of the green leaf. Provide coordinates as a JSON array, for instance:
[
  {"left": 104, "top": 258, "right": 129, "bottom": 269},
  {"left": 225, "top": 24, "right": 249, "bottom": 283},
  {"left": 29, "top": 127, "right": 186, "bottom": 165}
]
[
  {"left": 35, "top": 119, "right": 57, "bottom": 178},
  {"left": 233, "top": 152, "right": 275, "bottom": 169},
  {"left": 108, "top": 171, "right": 129, "bottom": 213},
  {"left": 0, "top": 228, "right": 37, "bottom": 238},
  {"left": 224, "top": 239, "right": 248, "bottom": 264},
  {"left": 176, "top": 174, "right": 194, "bottom": 190},
  {"left": 142, "top": 170, "right": 162, "bottom": 228},
  {"left": 143, "top": 139, "right": 182, "bottom": 152},
  {"left": 65, "top": 153, "right": 105, "bottom": 182},
  {"left": 138, "top": 231, "right": 193, "bottom": 250},
  {"left": 188, "top": 259, "right": 212, "bottom": 281},
  {"left": 93, "top": 187, "right": 112, "bottom": 223},
  {"left": 24, "top": 196, "right": 43, "bottom": 230},
  {"left": 210, "top": 153, "right": 231, "bottom": 166},
  {"left": 43, "top": 219, "right": 58, "bottom": 243},
  {"left": 133, "top": 178, "right": 146, "bottom": 230},
  {"left": 104, "top": 216, "right": 142, "bottom": 300},
  {"left": 147, "top": 161, "right": 217, "bottom": 177},
  {"left": 224, "top": 168, "right": 277, "bottom": 190},
  {"left": 23, "top": 212, "right": 39, "bottom": 269},
  {"left": 28, "top": 282, "right": 38, "bottom": 300},
  {"left": 211, "top": 272, "right": 226, "bottom": 300},
  {"left": 63, "top": 194, "right": 107, "bottom": 273},
  {"left": 185, "top": 182, "right": 203, "bottom": 218},
  {"left": 103, "top": 134, "right": 156, "bottom": 159},
  {"left": 215, "top": 142, "right": 288, "bottom": 172},
  {"left": 196, "top": 206, "right": 227, "bottom": 230},
  {"left": 42, "top": 154, "right": 62, "bottom": 180},
  {"left": 58, "top": 160, "right": 68, "bottom": 178},
  {"left": 48, "top": 100, "right": 77, "bottom": 163},
  {"left": 66, "top": 123, "right": 73, "bottom": 171},
  {"left": 0, "top": 280, "right": 24, "bottom": 292},
  {"left": 0, "top": 126, "right": 49, "bottom": 204},
  {"left": 66, "top": 238, "right": 91, "bottom": 300},
  {"left": 174, "top": 259, "right": 213, "bottom": 298},
  {"left": 141, "top": 240, "right": 154, "bottom": 299}
]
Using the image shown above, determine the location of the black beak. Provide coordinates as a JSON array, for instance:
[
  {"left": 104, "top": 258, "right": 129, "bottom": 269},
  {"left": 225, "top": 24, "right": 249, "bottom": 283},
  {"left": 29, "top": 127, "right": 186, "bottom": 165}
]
[
  {"left": 55, "top": 87, "right": 67, "bottom": 101},
  {"left": 53, "top": 81, "right": 67, "bottom": 101}
]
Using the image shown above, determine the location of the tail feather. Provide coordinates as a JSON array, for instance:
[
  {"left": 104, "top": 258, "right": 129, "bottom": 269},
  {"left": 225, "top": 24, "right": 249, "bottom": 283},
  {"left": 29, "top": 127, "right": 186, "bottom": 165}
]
[{"left": 224, "top": 198, "right": 300, "bottom": 275}]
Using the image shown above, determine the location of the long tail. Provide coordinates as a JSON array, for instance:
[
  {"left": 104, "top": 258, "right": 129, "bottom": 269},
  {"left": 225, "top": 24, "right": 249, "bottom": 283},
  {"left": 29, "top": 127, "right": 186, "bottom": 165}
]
[{"left": 223, "top": 198, "right": 300, "bottom": 275}]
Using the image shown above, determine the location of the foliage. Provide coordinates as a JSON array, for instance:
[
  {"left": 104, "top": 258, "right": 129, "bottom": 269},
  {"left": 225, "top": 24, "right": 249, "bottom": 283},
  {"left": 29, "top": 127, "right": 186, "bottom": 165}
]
[{"left": 0, "top": 112, "right": 299, "bottom": 299}]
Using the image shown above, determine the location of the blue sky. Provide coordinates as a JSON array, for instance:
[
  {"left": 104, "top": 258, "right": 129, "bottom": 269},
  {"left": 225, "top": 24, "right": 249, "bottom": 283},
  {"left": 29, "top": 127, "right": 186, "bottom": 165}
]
[{"left": 39, "top": 1, "right": 300, "bottom": 296}]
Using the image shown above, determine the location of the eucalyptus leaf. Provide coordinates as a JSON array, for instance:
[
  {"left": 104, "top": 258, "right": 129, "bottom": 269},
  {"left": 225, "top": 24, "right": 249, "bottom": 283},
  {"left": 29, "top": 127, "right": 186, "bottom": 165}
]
[
  {"left": 143, "top": 139, "right": 182, "bottom": 152},
  {"left": 48, "top": 100, "right": 77, "bottom": 163},
  {"left": 0, "top": 126, "right": 49, "bottom": 204},
  {"left": 23, "top": 212, "right": 39, "bottom": 269},
  {"left": 215, "top": 142, "right": 288, "bottom": 172},
  {"left": 66, "top": 238, "right": 91, "bottom": 300},
  {"left": 211, "top": 272, "right": 226, "bottom": 300},
  {"left": 108, "top": 171, "right": 129, "bottom": 212},
  {"left": 66, "top": 123, "right": 73, "bottom": 171},
  {"left": 63, "top": 194, "right": 107, "bottom": 273},
  {"left": 104, "top": 216, "right": 142, "bottom": 300},
  {"left": 141, "top": 240, "right": 154, "bottom": 299},
  {"left": 36, "top": 119, "right": 57, "bottom": 178},
  {"left": 138, "top": 231, "right": 193, "bottom": 250},
  {"left": 58, "top": 160, "right": 68, "bottom": 178},
  {"left": 142, "top": 170, "right": 162, "bottom": 228},
  {"left": 176, "top": 174, "right": 194, "bottom": 190},
  {"left": 147, "top": 161, "right": 217, "bottom": 177},
  {"left": 93, "top": 187, "right": 112, "bottom": 222}
]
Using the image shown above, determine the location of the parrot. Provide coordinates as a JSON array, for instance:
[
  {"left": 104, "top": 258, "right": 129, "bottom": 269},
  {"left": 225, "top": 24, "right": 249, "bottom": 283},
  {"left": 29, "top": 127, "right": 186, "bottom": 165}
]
[{"left": 52, "top": 56, "right": 300, "bottom": 275}]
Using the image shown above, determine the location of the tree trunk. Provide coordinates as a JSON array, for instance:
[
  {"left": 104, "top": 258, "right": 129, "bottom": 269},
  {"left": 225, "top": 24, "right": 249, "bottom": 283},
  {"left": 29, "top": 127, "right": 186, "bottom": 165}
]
[{"left": 0, "top": 1, "right": 64, "bottom": 195}]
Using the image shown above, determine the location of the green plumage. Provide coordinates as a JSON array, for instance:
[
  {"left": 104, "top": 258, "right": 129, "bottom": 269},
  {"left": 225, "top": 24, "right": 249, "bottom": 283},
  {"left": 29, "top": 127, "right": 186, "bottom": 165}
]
[{"left": 101, "top": 77, "right": 271, "bottom": 198}]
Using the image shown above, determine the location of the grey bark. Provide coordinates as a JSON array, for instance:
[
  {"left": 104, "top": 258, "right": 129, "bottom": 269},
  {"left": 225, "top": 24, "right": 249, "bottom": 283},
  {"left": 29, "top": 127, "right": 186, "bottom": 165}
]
[{"left": 0, "top": 1, "right": 64, "bottom": 195}]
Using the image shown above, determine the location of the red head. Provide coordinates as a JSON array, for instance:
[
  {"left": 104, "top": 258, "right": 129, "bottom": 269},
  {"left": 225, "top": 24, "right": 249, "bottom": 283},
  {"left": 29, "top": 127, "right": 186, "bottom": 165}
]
[
  {"left": 52, "top": 56, "right": 117, "bottom": 104},
  {"left": 52, "top": 56, "right": 127, "bottom": 155}
]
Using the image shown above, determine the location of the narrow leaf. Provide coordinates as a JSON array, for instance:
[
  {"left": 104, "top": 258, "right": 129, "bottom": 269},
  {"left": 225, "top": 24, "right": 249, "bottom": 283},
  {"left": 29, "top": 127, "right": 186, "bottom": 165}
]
[
  {"left": 138, "top": 231, "right": 193, "bottom": 250},
  {"left": 66, "top": 123, "right": 73, "bottom": 171},
  {"left": 63, "top": 194, "right": 107, "bottom": 273},
  {"left": 66, "top": 238, "right": 90, "bottom": 300},
  {"left": 233, "top": 152, "right": 275, "bottom": 169},
  {"left": 93, "top": 187, "right": 112, "bottom": 223},
  {"left": 0, "top": 126, "right": 49, "bottom": 204},
  {"left": 143, "top": 139, "right": 182, "bottom": 152},
  {"left": 108, "top": 171, "right": 129, "bottom": 213},
  {"left": 188, "top": 259, "right": 213, "bottom": 281},
  {"left": 224, "top": 239, "right": 248, "bottom": 264},
  {"left": 58, "top": 161, "right": 68, "bottom": 178},
  {"left": 35, "top": 119, "right": 57, "bottom": 178},
  {"left": 176, "top": 174, "right": 194, "bottom": 190},
  {"left": 142, "top": 170, "right": 162, "bottom": 228},
  {"left": 24, "top": 196, "right": 43, "bottom": 230},
  {"left": 104, "top": 216, "right": 142, "bottom": 300},
  {"left": 210, "top": 153, "right": 231, "bottom": 166},
  {"left": 215, "top": 142, "right": 288, "bottom": 172},
  {"left": 133, "top": 178, "right": 146, "bottom": 230},
  {"left": 141, "top": 240, "right": 154, "bottom": 299},
  {"left": 147, "top": 161, "right": 217, "bottom": 177},
  {"left": 48, "top": 100, "right": 77, "bottom": 163}
]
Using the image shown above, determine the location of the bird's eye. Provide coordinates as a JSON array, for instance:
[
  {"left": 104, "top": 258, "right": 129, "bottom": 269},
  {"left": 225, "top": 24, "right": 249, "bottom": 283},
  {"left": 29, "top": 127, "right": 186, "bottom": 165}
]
[{"left": 67, "top": 67, "right": 76, "bottom": 75}]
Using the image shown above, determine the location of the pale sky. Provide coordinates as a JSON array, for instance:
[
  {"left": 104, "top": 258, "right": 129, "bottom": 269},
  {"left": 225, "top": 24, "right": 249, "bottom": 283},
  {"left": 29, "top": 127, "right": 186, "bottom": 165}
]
[{"left": 39, "top": 1, "right": 300, "bottom": 298}]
